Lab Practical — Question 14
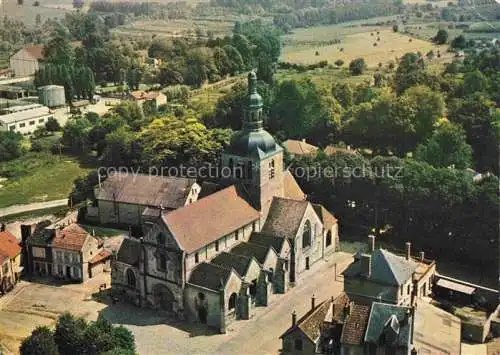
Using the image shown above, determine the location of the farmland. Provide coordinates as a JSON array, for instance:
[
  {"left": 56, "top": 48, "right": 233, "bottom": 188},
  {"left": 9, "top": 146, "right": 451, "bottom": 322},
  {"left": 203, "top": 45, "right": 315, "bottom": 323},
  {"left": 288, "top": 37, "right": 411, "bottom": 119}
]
[
  {"left": 0, "top": 0, "right": 72, "bottom": 26},
  {"left": 281, "top": 28, "right": 450, "bottom": 68}
]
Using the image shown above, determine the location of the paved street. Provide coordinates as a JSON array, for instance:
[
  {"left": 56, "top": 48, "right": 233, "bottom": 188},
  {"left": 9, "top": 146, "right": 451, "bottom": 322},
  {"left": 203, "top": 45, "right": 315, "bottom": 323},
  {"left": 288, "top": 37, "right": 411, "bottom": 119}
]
[
  {"left": 101, "top": 252, "right": 354, "bottom": 355},
  {"left": 0, "top": 199, "right": 67, "bottom": 218}
]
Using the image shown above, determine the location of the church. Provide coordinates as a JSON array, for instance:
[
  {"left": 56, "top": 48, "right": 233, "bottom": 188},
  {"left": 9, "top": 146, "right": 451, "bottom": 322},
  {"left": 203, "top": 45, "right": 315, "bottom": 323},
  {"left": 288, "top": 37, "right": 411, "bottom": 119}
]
[{"left": 111, "top": 72, "right": 340, "bottom": 333}]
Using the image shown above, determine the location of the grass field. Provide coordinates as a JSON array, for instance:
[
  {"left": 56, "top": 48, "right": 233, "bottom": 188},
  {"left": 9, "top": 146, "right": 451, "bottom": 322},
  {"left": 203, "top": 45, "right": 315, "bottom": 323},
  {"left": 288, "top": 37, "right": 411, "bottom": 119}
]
[
  {"left": 281, "top": 28, "right": 448, "bottom": 67},
  {"left": 0, "top": 153, "right": 92, "bottom": 208},
  {"left": 113, "top": 18, "right": 236, "bottom": 39},
  {"left": 276, "top": 67, "right": 375, "bottom": 89}
]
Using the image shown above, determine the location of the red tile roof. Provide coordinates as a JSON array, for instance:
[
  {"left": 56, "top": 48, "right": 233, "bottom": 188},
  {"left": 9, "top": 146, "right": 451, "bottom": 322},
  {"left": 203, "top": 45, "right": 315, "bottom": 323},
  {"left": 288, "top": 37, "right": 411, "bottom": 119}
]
[
  {"left": 23, "top": 45, "right": 45, "bottom": 60},
  {"left": 283, "top": 171, "right": 306, "bottom": 201},
  {"left": 163, "top": 185, "right": 260, "bottom": 254},
  {"left": 0, "top": 232, "right": 21, "bottom": 258},
  {"left": 129, "top": 90, "right": 162, "bottom": 101},
  {"left": 282, "top": 139, "right": 318, "bottom": 156},
  {"left": 89, "top": 249, "right": 112, "bottom": 264},
  {"left": 52, "top": 224, "right": 90, "bottom": 251}
]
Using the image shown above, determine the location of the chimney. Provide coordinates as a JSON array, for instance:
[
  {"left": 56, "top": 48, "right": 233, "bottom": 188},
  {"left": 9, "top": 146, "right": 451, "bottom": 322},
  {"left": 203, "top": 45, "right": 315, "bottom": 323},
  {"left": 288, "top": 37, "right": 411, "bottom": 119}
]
[
  {"left": 368, "top": 234, "right": 376, "bottom": 252},
  {"left": 420, "top": 251, "right": 425, "bottom": 262},
  {"left": 311, "top": 294, "right": 316, "bottom": 310},
  {"left": 406, "top": 242, "right": 411, "bottom": 260},
  {"left": 292, "top": 311, "right": 297, "bottom": 326},
  {"left": 361, "top": 255, "right": 372, "bottom": 278}
]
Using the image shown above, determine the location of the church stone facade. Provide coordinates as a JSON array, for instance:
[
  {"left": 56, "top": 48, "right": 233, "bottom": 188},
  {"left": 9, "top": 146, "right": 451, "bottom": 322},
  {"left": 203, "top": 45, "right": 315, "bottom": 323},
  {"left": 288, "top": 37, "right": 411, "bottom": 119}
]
[{"left": 111, "top": 72, "right": 340, "bottom": 333}]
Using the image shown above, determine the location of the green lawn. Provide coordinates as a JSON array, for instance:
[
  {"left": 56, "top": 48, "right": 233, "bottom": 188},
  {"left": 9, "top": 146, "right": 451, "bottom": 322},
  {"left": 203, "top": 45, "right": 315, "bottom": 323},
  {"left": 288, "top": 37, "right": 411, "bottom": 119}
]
[{"left": 0, "top": 153, "right": 92, "bottom": 208}]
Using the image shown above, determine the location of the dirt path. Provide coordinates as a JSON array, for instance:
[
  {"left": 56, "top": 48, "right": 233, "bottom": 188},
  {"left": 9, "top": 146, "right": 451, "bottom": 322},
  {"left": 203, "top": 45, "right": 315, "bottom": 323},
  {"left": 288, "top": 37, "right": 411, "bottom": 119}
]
[{"left": 0, "top": 199, "right": 67, "bottom": 218}]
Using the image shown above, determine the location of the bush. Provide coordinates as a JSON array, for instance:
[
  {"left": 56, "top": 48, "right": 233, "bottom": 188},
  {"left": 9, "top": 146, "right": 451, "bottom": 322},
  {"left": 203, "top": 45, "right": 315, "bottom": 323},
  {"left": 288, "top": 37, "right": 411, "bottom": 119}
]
[
  {"left": 393, "top": 24, "right": 399, "bottom": 32},
  {"left": 334, "top": 59, "right": 344, "bottom": 67},
  {"left": 349, "top": 58, "right": 367, "bottom": 75},
  {"left": 434, "top": 29, "right": 448, "bottom": 44},
  {"left": 0, "top": 131, "right": 25, "bottom": 162},
  {"left": 45, "top": 117, "right": 61, "bottom": 132}
]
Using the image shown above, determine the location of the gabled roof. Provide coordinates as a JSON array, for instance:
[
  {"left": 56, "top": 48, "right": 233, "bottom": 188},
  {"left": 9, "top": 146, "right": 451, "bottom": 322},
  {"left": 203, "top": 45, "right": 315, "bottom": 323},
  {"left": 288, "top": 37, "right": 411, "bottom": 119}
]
[
  {"left": 51, "top": 224, "right": 91, "bottom": 251},
  {"left": 89, "top": 249, "right": 112, "bottom": 264},
  {"left": 281, "top": 293, "right": 350, "bottom": 342},
  {"left": 0, "top": 232, "right": 21, "bottom": 258},
  {"left": 230, "top": 242, "right": 275, "bottom": 266},
  {"left": 188, "top": 262, "right": 239, "bottom": 291},
  {"left": 129, "top": 91, "right": 163, "bottom": 100},
  {"left": 22, "top": 45, "right": 45, "bottom": 60},
  {"left": 312, "top": 204, "right": 338, "bottom": 229},
  {"left": 163, "top": 185, "right": 260, "bottom": 254},
  {"left": 248, "top": 232, "right": 288, "bottom": 255},
  {"left": 211, "top": 252, "right": 256, "bottom": 279},
  {"left": 116, "top": 238, "right": 140, "bottom": 266},
  {"left": 262, "top": 197, "right": 309, "bottom": 238},
  {"left": 283, "top": 170, "right": 306, "bottom": 201},
  {"left": 341, "top": 303, "right": 371, "bottom": 345},
  {"left": 364, "top": 302, "right": 412, "bottom": 347},
  {"left": 343, "top": 249, "right": 418, "bottom": 286},
  {"left": 96, "top": 172, "right": 196, "bottom": 209},
  {"left": 282, "top": 139, "right": 318, "bottom": 156}
]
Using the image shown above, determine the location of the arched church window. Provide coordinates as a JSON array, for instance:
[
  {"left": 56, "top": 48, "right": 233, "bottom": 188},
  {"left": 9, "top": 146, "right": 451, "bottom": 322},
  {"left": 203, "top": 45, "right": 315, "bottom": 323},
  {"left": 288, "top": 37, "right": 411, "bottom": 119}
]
[
  {"left": 126, "top": 269, "right": 136, "bottom": 288},
  {"left": 302, "top": 220, "right": 312, "bottom": 249},
  {"left": 157, "top": 233, "right": 166, "bottom": 245},
  {"left": 326, "top": 230, "right": 332, "bottom": 247},
  {"left": 157, "top": 252, "right": 167, "bottom": 271},
  {"left": 228, "top": 293, "right": 237, "bottom": 311},
  {"left": 269, "top": 159, "right": 275, "bottom": 179}
]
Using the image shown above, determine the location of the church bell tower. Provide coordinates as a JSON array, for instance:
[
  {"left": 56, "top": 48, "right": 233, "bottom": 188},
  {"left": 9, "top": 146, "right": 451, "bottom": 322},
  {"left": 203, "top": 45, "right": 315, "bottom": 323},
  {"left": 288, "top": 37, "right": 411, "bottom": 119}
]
[{"left": 221, "top": 72, "right": 284, "bottom": 221}]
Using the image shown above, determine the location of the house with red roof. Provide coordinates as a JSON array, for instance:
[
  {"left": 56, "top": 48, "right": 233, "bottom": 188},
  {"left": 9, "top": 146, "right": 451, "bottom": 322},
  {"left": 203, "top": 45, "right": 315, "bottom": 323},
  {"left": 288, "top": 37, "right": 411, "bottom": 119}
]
[
  {"left": 9, "top": 45, "right": 45, "bottom": 77},
  {"left": 0, "top": 231, "right": 22, "bottom": 295}
]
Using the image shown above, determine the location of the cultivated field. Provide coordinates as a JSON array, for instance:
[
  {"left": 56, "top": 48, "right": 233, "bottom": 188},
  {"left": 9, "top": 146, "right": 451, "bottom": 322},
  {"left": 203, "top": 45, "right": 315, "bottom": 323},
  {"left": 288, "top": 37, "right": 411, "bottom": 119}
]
[
  {"left": 281, "top": 28, "right": 449, "bottom": 67},
  {"left": 0, "top": 0, "right": 72, "bottom": 26}
]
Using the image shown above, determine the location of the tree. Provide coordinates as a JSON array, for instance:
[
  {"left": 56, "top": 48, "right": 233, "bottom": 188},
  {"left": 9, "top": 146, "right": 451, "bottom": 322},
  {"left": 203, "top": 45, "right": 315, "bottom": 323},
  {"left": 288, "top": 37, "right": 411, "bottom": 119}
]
[
  {"left": 139, "top": 110, "right": 231, "bottom": 166},
  {"left": 463, "top": 69, "right": 488, "bottom": 95},
  {"left": 394, "top": 52, "right": 426, "bottom": 94},
  {"left": 20, "top": 326, "right": 58, "bottom": 355},
  {"left": 0, "top": 131, "right": 25, "bottom": 161},
  {"left": 451, "top": 35, "right": 467, "bottom": 49},
  {"left": 331, "top": 83, "right": 353, "bottom": 108},
  {"left": 45, "top": 117, "right": 61, "bottom": 132},
  {"left": 415, "top": 120, "right": 472, "bottom": 169},
  {"left": 434, "top": 29, "right": 448, "bottom": 44},
  {"left": 401, "top": 85, "right": 445, "bottom": 142},
  {"left": 53, "top": 313, "right": 86, "bottom": 355},
  {"left": 61, "top": 116, "right": 92, "bottom": 155},
  {"left": 43, "top": 25, "right": 73, "bottom": 65},
  {"left": 393, "top": 24, "right": 399, "bottom": 32},
  {"left": 257, "top": 55, "right": 275, "bottom": 84},
  {"left": 349, "top": 58, "right": 366, "bottom": 75},
  {"left": 334, "top": 59, "right": 344, "bottom": 67}
]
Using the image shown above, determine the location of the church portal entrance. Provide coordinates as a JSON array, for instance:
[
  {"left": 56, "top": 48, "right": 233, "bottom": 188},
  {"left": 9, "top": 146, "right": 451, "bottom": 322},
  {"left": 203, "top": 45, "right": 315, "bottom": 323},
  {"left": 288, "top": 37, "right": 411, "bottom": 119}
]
[{"left": 152, "top": 284, "right": 175, "bottom": 311}]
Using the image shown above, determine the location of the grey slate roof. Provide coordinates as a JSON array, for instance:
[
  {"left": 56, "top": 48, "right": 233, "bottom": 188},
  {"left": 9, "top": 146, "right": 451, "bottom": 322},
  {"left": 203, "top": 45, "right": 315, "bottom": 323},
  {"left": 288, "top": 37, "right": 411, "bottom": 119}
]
[
  {"left": 261, "top": 197, "right": 309, "bottom": 239},
  {"left": 343, "top": 249, "right": 418, "bottom": 286},
  {"left": 230, "top": 242, "right": 275, "bottom": 265},
  {"left": 188, "top": 262, "right": 236, "bottom": 291},
  {"left": 116, "top": 238, "right": 141, "bottom": 266},
  {"left": 95, "top": 172, "right": 196, "bottom": 209},
  {"left": 248, "top": 232, "right": 287, "bottom": 255},
  {"left": 211, "top": 252, "right": 254, "bottom": 278},
  {"left": 364, "top": 302, "right": 412, "bottom": 348}
]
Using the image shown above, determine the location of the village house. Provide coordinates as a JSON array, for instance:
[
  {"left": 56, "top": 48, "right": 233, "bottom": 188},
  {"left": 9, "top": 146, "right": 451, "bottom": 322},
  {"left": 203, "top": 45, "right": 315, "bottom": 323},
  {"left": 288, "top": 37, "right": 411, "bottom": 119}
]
[
  {"left": 25, "top": 223, "right": 111, "bottom": 283},
  {"left": 127, "top": 90, "right": 167, "bottom": 110},
  {"left": 9, "top": 45, "right": 45, "bottom": 77},
  {"left": 282, "top": 139, "right": 319, "bottom": 158},
  {"left": 343, "top": 236, "right": 436, "bottom": 306},
  {"left": 0, "top": 231, "right": 22, "bottom": 295},
  {"left": 92, "top": 174, "right": 200, "bottom": 227},
  {"left": 112, "top": 72, "right": 340, "bottom": 333}
]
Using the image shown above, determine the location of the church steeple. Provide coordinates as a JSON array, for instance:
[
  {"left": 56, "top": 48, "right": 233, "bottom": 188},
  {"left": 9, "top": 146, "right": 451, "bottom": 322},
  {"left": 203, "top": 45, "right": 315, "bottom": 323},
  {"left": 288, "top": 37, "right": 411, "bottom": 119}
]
[{"left": 243, "top": 71, "right": 264, "bottom": 132}]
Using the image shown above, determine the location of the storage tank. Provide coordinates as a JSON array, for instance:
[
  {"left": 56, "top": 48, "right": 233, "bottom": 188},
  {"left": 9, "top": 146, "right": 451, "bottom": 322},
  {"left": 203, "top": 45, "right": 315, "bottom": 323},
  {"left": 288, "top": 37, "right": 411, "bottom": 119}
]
[{"left": 38, "top": 85, "right": 66, "bottom": 108}]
